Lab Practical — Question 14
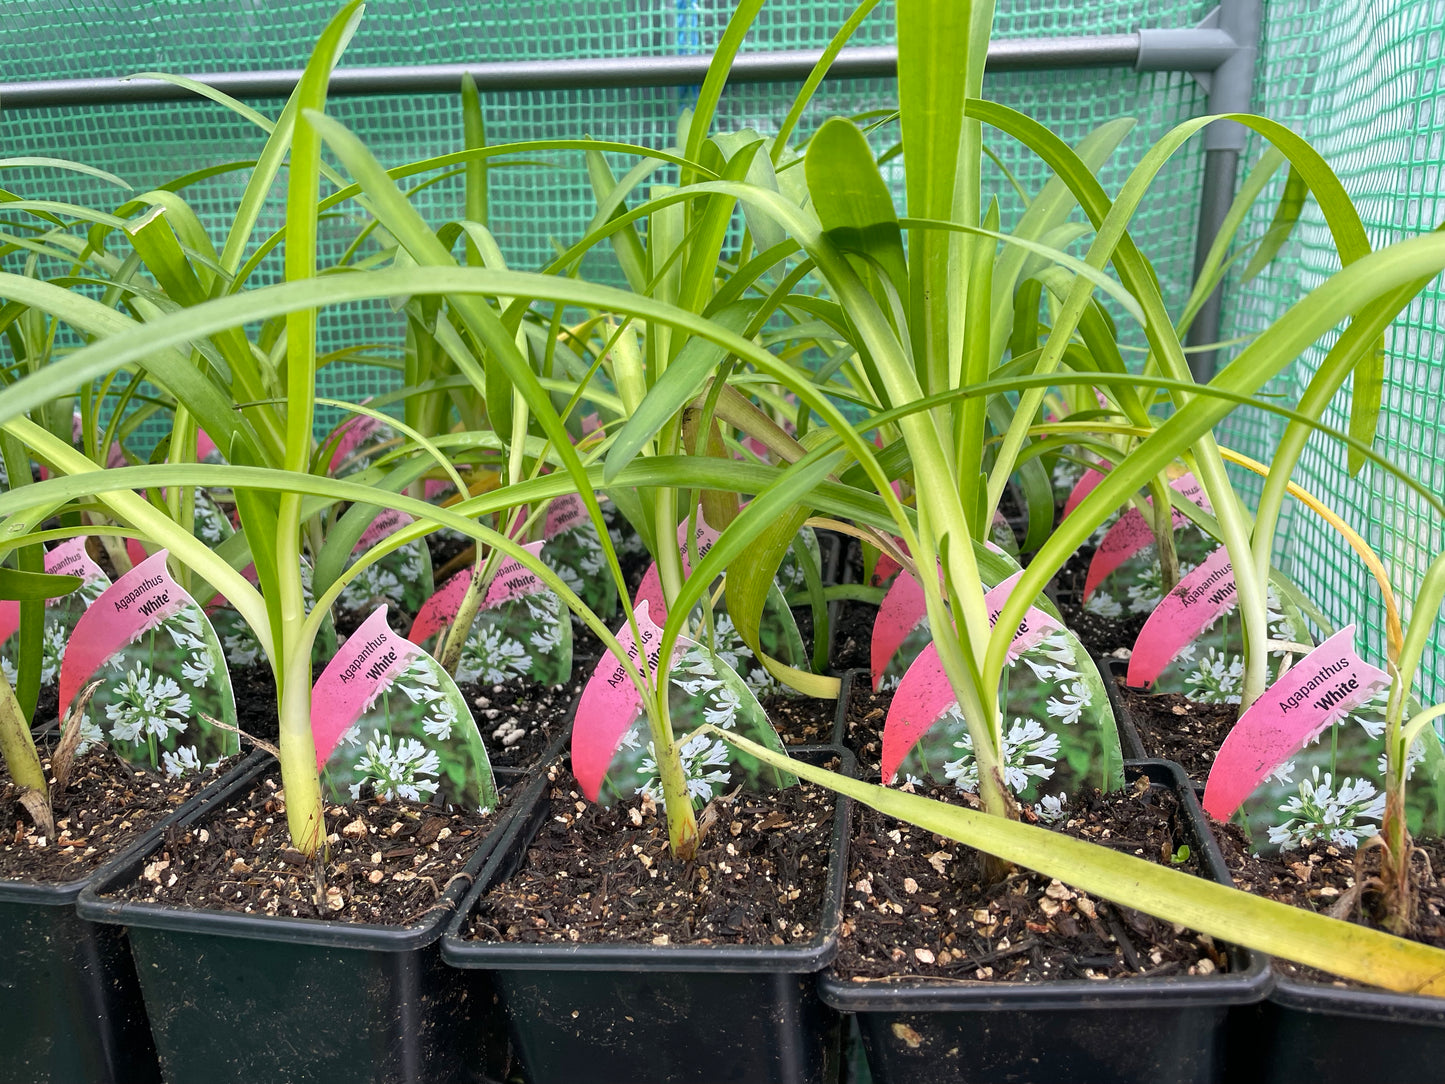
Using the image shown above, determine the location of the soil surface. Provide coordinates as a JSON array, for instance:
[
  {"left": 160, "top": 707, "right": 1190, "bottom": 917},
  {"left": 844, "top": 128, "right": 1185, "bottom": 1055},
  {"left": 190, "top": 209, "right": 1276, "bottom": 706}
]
[
  {"left": 840, "top": 679, "right": 890, "bottom": 776},
  {"left": 1052, "top": 547, "right": 1148, "bottom": 659},
  {"left": 834, "top": 776, "right": 1229, "bottom": 983},
  {"left": 458, "top": 674, "right": 582, "bottom": 770},
  {"left": 0, "top": 744, "right": 242, "bottom": 884},
  {"left": 109, "top": 765, "right": 502, "bottom": 925},
  {"left": 763, "top": 690, "right": 840, "bottom": 746},
  {"left": 1215, "top": 823, "right": 1445, "bottom": 986},
  {"left": 1116, "top": 680, "right": 1234, "bottom": 787},
  {"left": 830, "top": 600, "right": 875, "bottom": 674},
  {"left": 465, "top": 759, "right": 838, "bottom": 947}
]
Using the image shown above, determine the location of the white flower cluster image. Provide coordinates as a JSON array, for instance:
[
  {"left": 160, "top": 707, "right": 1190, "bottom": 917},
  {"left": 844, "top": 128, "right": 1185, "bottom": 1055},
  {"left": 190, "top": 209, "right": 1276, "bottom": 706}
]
[
  {"left": 105, "top": 663, "right": 192, "bottom": 745},
  {"left": 1184, "top": 646, "right": 1244, "bottom": 705},
  {"left": 942, "top": 712, "right": 1061, "bottom": 796},
  {"left": 351, "top": 731, "right": 442, "bottom": 803},
  {"left": 630, "top": 646, "right": 744, "bottom": 806},
  {"left": 1266, "top": 766, "right": 1386, "bottom": 851},
  {"left": 457, "top": 622, "right": 533, "bottom": 684},
  {"left": 391, "top": 655, "right": 461, "bottom": 741}
]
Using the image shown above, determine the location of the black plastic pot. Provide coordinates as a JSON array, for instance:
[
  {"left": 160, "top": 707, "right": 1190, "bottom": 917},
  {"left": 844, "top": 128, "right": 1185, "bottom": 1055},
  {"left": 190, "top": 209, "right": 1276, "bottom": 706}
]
[
  {"left": 1101, "top": 654, "right": 1148, "bottom": 760},
  {"left": 442, "top": 746, "right": 856, "bottom": 1084},
  {"left": 820, "top": 759, "right": 1271, "bottom": 1084},
  {"left": 0, "top": 749, "right": 267, "bottom": 1084},
  {"left": 77, "top": 756, "right": 532, "bottom": 1084},
  {"left": 1227, "top": 972, "right": 1445, "bottom": 1083}
]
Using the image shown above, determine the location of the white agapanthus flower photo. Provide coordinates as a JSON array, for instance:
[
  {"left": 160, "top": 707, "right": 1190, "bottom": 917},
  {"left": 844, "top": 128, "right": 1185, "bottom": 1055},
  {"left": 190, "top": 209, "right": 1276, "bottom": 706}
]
[
  {"left": 1083, "top": 592, "right": 1123, "bottom": 619},
  {"left": 105, "top": 664, "right": 192, "bottom": 744},
  {"left": 1184, "top": 646, "right": 1244, "bottom": 704},
  {"left": 458, "top": 623, "right": 532, "bottom": 684},
  {"left": 638, "top": 730, "right": 732, "bottom": 804},
  {"left": 161, "top": 744, "right": 203, "bottom": 778},
  {"left": 354, "top": 732, "right": 442, "bottom": 802},
  {"left": 1266, "top": 767, "right": 1386, "bottom": 850},
  {"left": 943, "top": 713, "right": 1061, "bottom": 795}
]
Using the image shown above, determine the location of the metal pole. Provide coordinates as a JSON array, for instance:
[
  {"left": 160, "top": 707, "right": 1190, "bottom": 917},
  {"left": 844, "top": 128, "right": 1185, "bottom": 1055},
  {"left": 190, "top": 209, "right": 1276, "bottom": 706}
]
[
  {"left": 0, "top": 31, "right": 1236, "bottom": 111},
  {"left": 1178, "top": 0, "right": 1263, "bottom": 381}
]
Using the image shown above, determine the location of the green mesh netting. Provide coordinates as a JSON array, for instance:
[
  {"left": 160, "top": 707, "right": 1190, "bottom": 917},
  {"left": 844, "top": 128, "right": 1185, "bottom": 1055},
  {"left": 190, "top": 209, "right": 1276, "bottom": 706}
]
[
  {"left": 0, "top": 0, "right": 1207, "bottom": 431},
  {"left": 3, "top": 1, "right": 1437, "bottom": 690},
  {"left": 1214, "top": 0, "right": 1445, "bottom": 700}
]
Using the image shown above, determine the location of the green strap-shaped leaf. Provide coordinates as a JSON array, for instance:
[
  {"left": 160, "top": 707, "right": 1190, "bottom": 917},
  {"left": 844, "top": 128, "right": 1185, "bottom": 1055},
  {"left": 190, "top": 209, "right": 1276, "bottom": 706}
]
[
  {"left": 710, "top": 727, "right": 1445, "bottom": 996},
  {"left": 805, "top": 118, "right": 909, "bottom": 303}
]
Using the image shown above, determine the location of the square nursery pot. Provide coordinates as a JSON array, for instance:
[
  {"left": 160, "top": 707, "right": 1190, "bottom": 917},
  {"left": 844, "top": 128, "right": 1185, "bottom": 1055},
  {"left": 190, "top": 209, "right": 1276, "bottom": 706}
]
[
  {"left": 441, "top": 745, "right": 855, "bottom": 1084},
  {"left": 0, "top": 748, "right": 267, "bottom": 1084},
  {"left": 820, "top": 759, "right": 1271, "bottom": 1084},
  {"left": 76, "top": 755, "right": 535, "bottom": 1084},
  {"left": 1228, "top": 971, "right": 1445, "bottom": 1084}
]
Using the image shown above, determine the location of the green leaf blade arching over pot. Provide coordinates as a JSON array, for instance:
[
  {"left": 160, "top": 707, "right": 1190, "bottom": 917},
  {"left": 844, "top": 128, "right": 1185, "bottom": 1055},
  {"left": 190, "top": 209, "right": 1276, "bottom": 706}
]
[{"left": 710, "top": 728, "right": 1445, "bottom": 996}]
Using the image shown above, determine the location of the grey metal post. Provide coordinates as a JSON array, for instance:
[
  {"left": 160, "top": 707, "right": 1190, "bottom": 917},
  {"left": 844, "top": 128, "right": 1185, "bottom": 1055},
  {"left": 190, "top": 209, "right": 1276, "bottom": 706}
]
[
  {"left": 1141, "top": 0, "right": 1263, "bottom": 381},
  {"left": 1, "top": 31, "right": 1235, "bottom": 110}
]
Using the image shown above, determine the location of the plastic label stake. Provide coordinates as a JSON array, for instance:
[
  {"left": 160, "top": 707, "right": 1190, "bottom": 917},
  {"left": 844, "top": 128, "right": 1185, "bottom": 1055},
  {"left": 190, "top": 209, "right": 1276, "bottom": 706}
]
[{"left": 1203, "top": 625, "right": 1389, "bottom": 820}]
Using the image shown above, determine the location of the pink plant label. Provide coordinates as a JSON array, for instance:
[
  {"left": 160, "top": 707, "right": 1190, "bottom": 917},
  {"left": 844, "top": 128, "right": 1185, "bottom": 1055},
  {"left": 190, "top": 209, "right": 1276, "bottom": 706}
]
[
  {"left": 0, "top": 538, "right": 109, "bottom": 644},
  {"left": 196, "top": 429, "right": 221, "bottom": 463},
  {"left": 871, "top": 551, "right": 903, "bottom": 587},
  {"left": 1126, "top": 546, "right": 1235, "bottom": 687},
  {"left": 328, "top": 414, "right": 382, "bottom": 473},
  {"left": 545, "top": 492, "right": 587, "bottom": 537},
  {"left": 878, "top": 573, "right": 1060, "bottom": 782},
  {"left": 984, "top": 571, "right": 1062, "bottom": 658},
  {"left": 57, "top": 550, "right": 189, "bottom": 719},
  {"left": 572, "top": 600, "right": 683, "bottom": 802},
  {"left": 633, "top": 512, "right": 721, "bottom": 623},
  {"left": 408, "top": 568, "right": 476, "bottom": 647},
  {"left": 871, "top": 570, "right": 929, "bottom": 689},
  {"left": 310, "top": 606, "right": 422, "bottom": 768},
  {"left": 1063, "top": 468, "right": 1106, "bottom": 519},
  {"left": 1202, "top": 626, "right": 1389, "bottom": 821},
  {"left": 483, "top": 541, "right": 547, "bottom": 607},
  {"left": 356, "top": 508, "right": 413, "bottom": 551},
  {"left": 1083, "top": 473, "right": 1212, "bottom": 599}
]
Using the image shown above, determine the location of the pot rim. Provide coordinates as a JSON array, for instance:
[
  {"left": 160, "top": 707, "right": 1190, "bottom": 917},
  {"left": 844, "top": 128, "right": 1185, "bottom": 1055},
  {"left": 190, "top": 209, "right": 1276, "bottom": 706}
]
[{"left": 441, "top": 744, "right": 855, "bottom": 974}]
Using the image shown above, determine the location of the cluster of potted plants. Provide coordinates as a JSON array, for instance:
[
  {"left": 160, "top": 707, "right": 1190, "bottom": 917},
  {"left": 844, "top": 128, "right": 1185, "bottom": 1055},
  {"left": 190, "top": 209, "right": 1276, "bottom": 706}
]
[{"left": 2, "top": 0, "right": 1444, "bottom": 1081}]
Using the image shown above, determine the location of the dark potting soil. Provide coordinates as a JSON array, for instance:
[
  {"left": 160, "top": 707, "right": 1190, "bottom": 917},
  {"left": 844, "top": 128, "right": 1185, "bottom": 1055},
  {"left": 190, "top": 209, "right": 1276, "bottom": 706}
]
[
  {"left": 1214, "top": 824, "right": 1445, "bottom": 986},
  {"left": 831, "top": 599, "right": 875, "bottom": 674},
  {"left": 1052, "top": 546, "right": 1148, "bottom": 659},
  {"left": 33, "top": 683, "right": 57, "bottom": 730},
  {"left": 841, "top": 679, "right": 891, "bottom": 776},
  {"left": 426, "top": 529, "right": 473, "bottom": 580},
  {"left": 108, "top": 766, "right": 501, "bottom": 925},
  {"left": 229, "top": 663, "right": 280, "bottom": 745},
  {"left": 0, "top": 745, "right": 242, "bottom": 884},
  {"left": 762, "top": 690, "right": 838, "bottom": 745},
  {"left": 834, "top": 776, "right": 1229, "bottom": 983},
  {"left": 1116, "top": 679, "right": 1234, "bottom": 787},
  {"left": 466, "top": 759, "right": 837, "bottom": 947},
  {"left": 458, "top": 672, "right": 583, "bottom": 771}
]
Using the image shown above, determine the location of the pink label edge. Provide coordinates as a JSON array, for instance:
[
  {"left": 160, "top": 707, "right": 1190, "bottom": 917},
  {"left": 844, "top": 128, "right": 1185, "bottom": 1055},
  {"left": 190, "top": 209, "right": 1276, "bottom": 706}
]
[
  {"left": 1126, "top": 545, "right": 1234, "bottom": 687},
  {"left": 1083, "top": 473, "right": 1211, "bottom": 600},
  {"left": 310, "top": 606, "right": 422, "bottom": 768},
  {"left": 0, "top": 538, "right": 108, "bottom": 646},
  {"left": 878, "top": 572, "right": 1061, "bottom": 784},
  {"left": 1201, "top": 625, "right": 1389, "bottom": 821},
  {"left": 57, "top": 550, "right": 189, "bottom": 721},
  {"left": 572, "top": 600, "right": 687, "bottom": 803}
]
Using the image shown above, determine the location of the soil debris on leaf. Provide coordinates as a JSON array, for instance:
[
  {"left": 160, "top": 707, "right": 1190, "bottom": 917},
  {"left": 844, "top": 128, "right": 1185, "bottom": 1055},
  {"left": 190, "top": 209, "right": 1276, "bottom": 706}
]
[
  {"left": 109, "top": 768, "right": 499, "bottom": 925},
  {"left": 467, "top": 760, "right": 836, "bottom": 947},
  {"left": 834, "top": 779, "right": 1228, "bottom": 983},
  {"left": 0, "top": 747, "right": 241, "bottom": 883}
]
